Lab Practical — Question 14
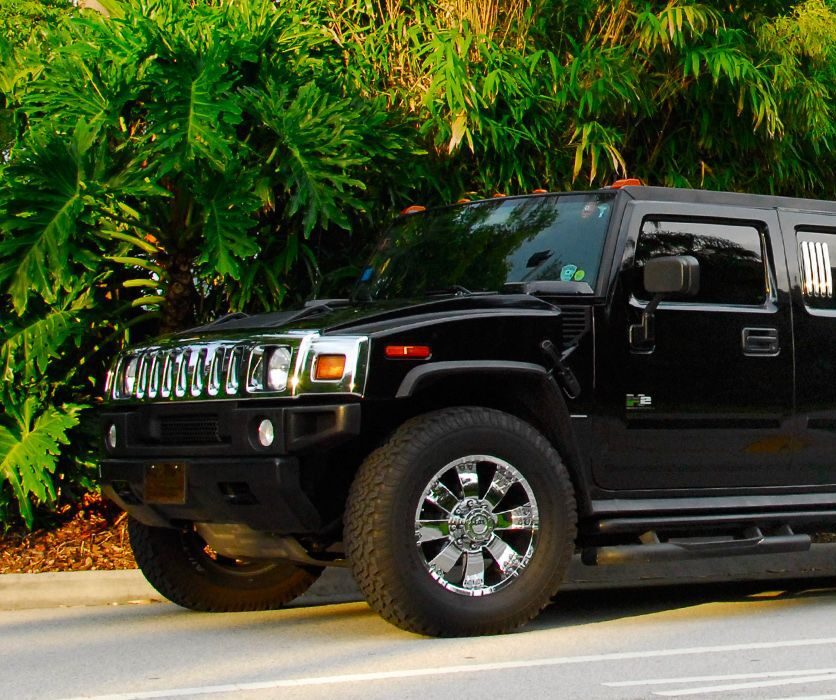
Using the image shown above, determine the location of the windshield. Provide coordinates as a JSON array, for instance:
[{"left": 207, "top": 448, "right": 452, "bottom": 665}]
[{"left": 353, "top": 193, "right": 615, "bottom": 301}]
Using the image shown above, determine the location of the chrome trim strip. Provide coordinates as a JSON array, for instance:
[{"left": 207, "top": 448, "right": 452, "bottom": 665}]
[
  {"left": 147, "top": 355, "right": 160, "bottom": 399},
  {"left": 802, "top": 240, "right": 815, "bottom": 296},
  {"left": 207, "top": 347, "right": 221, "bottom": 396},
  {"left": 817, "top": 242, "right": 833, "bottom": 297},
  {"left": 225, "top": 347, "right": 240, "bottom": 396},
  {"left": 135, "top": 356, "right": 148, "bottom": 399},
  {"left": 161, "top": 353, "right": 173, "bottom": 398},
  {"left": 190, "top": 347, "right": 205, "bottom": 397}
]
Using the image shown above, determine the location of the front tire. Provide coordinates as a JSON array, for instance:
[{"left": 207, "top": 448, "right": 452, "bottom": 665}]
[
  {"left": 345, "top": 407, "right": 577, "bottom": 636},
  {"left": 128, "top": 518, "right": 322, "bottom": 612}
]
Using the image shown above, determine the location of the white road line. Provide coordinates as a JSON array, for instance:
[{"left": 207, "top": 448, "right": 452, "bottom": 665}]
[
  {"left": 656, "top": 673, "right": 836, "bottom": 697},
  {"left": 55, "top": 636, "right": 836, "bottom": 700},
  {"left": 605, "top": 668, "right": 836, "bottom": 687}
]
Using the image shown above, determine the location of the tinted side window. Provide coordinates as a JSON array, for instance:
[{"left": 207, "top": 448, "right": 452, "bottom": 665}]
[
  {"left": 634, "top": 219, "right": 768, "bottom": 305},
  {"left": 798, "top": 228, "right": 836, "bottom": 312}
]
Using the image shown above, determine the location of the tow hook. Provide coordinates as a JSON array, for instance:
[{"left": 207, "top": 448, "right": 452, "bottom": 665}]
[{"left": 541, "top": 339, "right": 581, "bottom": 399}]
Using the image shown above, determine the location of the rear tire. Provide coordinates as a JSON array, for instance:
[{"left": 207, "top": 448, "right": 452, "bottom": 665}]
[
  {"left": 128, "top": 518, "right": 322, "bottom": 612},
  {"left": 345, "top": 407, "right": 577, "bottom": 636}
]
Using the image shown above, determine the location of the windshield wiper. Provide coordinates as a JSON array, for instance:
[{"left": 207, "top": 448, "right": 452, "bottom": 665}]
[{"left": 425, "top": 285, "right": 474, "bottom": 297}]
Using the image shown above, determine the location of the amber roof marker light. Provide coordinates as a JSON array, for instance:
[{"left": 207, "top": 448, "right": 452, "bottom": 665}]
[
  {"left": 610, "top": 178, "right": 643, "bottom": 189},
  {"left": 400, "top": 205, "right": 427, "bottom": 215}
]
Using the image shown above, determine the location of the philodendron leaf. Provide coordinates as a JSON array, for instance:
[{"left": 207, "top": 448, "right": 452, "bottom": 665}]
[
  {"left": 0, "top": 119, "right": 101, "bottom": 313},
  {"left": 0, "top": 401, "right": 83, "bottom": 528},
  {"left": 195, "top": 173, "right": 260, "bottom": 280},
  {"left": 0, "top": 285, "right": 93, "bottom": 382}
]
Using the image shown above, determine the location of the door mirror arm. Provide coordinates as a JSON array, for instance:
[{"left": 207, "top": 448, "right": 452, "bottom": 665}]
[
  {"left": 629, "top": 294, "right": 663, "bottom": 352},
  {"left": 629, "top": 255, "right": 700, "bottom": 353}
]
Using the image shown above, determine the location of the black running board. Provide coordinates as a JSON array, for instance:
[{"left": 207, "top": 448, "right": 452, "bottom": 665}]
[{"left": 581, "top": 532, "right": 811, "bottom": 566}]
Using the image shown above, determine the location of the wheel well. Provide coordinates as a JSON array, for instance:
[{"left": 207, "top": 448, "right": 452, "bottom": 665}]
[{"left": 392, "top": 372, "right": 589, "bottom": 510}]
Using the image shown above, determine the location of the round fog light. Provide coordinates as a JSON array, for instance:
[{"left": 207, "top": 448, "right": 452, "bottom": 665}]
[
  {"left": 106, "top": 424, "right": 117, "bottom": 449},
  {"left": 257, "top": 419, "right": 275, "bottom": 447}
]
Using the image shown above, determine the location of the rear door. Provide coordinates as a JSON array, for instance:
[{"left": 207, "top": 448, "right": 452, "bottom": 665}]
[
  {"left": 782, "top": 209, "right": 836, "bottom": 485},
  {"left": 593, "top": 200, "right": 795, "bottom": 491}
]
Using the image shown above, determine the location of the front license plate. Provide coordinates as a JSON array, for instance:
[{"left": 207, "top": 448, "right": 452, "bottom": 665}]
[{"left": 144, "top": 462, "right": 187, "bottom": 504}]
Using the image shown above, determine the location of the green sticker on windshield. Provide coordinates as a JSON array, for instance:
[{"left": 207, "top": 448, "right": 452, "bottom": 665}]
[{"left": 573, "top": 269, "right": 586, "bottom": 281}]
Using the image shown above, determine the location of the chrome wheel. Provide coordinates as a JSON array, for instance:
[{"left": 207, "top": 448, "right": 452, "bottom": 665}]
[{"left": 414, "top": 455, "right": 539, "bottom": 596}]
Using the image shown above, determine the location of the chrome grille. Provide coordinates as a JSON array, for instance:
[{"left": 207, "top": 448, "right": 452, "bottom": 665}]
[
  {"left": 108, "top": 342, "right": 286, "bottom": 402},
  {"left": 103, "top": 333, "right": 368, "bottom": 403}
]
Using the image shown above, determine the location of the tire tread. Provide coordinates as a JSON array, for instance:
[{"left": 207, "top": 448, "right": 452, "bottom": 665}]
[
  {"left": 345, "top": 407, "right": 577, "bottom": 636},
  {"left": 128, "top": 519, "right": 321, "bottom": 612}
]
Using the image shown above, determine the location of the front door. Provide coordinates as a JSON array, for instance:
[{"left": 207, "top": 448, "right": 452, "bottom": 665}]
[{"left": 593, "top": 201, "right": 795, "bottom": 492}]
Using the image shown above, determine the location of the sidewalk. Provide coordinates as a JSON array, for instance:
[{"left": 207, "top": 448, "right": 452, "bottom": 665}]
[{"left": 2, "top": 544, "right": 835, "bottom": 612}]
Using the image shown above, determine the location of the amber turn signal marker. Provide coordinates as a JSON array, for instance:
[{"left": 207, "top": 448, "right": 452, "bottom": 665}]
[
  {"left": 610, "top": 178, "right": 643, "bottom": 189},
  {"left": 400, "top": 205, "right": 427, "bottom": 215},
  {"left": 385, "top": 345, "right": 432, "bottom": 359},
  {"left": 314, "top": 354, "right": 346, "bottom": 380},
  {"left": 532, "top": 188, "right": 548, "bottom": 194}
]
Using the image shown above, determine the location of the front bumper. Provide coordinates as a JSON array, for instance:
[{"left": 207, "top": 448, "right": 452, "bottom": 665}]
[
  {"left": 100, "top": 401, "right": 361, "bottom": 459},
  {"left": 99, "top": 401, "right": 361, "bottom": 533},
  {"left": 101, "top": 456, "right": 322, "bottom": 532}
]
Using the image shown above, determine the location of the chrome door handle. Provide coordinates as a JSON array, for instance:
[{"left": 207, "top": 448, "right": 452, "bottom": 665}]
[{"left": 742, "top": 327, "right": 779, "bottom": 356}]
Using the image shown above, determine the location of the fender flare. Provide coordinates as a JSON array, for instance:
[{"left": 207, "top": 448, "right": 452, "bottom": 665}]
[
  {"left": 395, "top": 360, "right": 591, "bottom": 513},
  {"left": 396, "top": 361, "right": 549, "bottom": 398}
]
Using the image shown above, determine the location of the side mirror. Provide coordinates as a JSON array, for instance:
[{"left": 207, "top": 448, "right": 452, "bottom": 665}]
[
  {"left": 630, "top": 255, "right": 700, "bottom": 352},
  {"left": 644, "top": 255, "right": 700, "bottom": 296}
]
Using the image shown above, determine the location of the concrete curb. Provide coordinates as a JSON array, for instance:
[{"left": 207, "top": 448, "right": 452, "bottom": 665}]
[
  {"left": 2, "top": 544, "right": 835, "bottom": 612},
  {"left": 0, "top": 567, "right": 359, "bottom": 611}
]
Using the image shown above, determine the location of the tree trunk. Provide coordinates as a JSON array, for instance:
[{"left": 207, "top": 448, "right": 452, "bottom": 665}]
[{"left": 160, "top": 252, "right": 197, "bottom": 334}]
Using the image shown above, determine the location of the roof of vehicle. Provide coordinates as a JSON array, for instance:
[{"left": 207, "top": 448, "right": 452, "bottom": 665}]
[
  {"left": 402, "top": 186, "right": 836, "bottom": 217},
  {"left": 617, "top": 185, "right": 836, "bottom": 214}
]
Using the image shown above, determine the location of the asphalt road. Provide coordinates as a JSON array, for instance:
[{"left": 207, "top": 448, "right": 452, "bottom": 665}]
[{"left": 6, "top": 578, "right": 836, "bottom": 700}]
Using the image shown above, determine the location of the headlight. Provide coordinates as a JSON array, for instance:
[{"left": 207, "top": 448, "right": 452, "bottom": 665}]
[
  {"left": 123, "top": 357, "right": 139, "bottom": 396},
  {"left": 266, "top": 347, "right": 291, "bottom": 391}
]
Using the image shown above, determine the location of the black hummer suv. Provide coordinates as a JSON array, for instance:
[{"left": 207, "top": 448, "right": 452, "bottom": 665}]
[{"left": 101, "top": 184, "right": 836, "bottom": 636}]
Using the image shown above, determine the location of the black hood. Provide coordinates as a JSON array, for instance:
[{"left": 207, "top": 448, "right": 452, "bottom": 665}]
[{"left": 179, "top": 294, "right": 559, "bottom": 338}]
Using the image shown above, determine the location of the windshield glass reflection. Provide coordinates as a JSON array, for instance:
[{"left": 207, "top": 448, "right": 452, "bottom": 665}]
[{"left": 353, "top": 193, "right": 615, "bottom": 301}]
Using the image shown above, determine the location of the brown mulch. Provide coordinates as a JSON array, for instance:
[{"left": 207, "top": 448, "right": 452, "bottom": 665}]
[{"left": 0, "top": 493, "right": 136, "bottom": 574}]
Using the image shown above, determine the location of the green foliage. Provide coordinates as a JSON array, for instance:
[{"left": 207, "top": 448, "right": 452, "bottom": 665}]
[
  {"left": 0, "top": 0, "right": 75, "bottom": 47},
  {"left": 0, "top": 399, "right": 82, "bottom": 528},
  {"left": 0, "top": 0, "right": 419, "bottom": 527}
]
